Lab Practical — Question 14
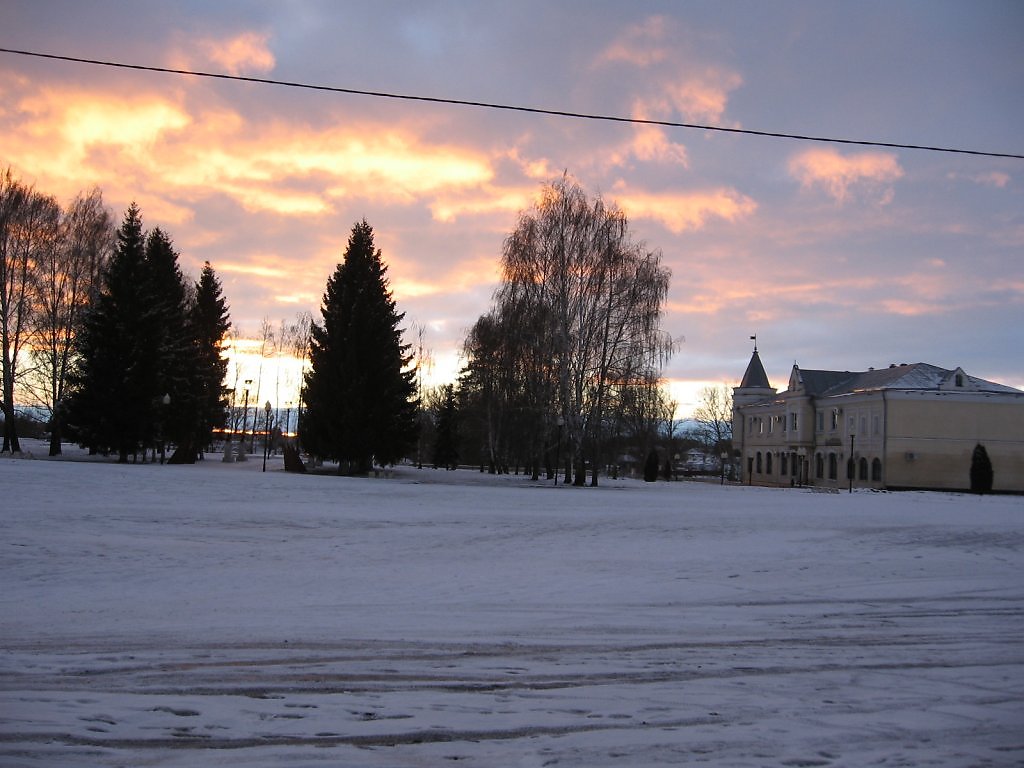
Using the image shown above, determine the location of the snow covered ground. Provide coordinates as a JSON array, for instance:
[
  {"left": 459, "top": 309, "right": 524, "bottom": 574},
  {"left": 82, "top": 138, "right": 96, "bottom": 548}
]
[{"left": 2, "top": 441, "right": 1022, "bottom": 767}]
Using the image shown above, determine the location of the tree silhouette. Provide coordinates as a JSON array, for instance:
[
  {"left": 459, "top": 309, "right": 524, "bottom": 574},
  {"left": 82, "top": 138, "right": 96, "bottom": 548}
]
[
  {"left": 302, "top": 220, "right": 418, "bottom": 473},
  {"left": 970, "top": 443, "right": 993, "bottom": 494}
]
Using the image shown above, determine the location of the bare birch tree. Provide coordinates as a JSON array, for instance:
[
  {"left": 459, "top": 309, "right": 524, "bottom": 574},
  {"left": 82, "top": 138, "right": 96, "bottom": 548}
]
[
  {"left": 495, "top": 175, "right": 672, "bottom": 485},
  {"left": 28, "top": 188, "right": 112, "bottom": 455},
  {"left": 1, "top": 169, "right": 60, "bottom": 452},
  {"left": 692, "top": 383, "right": 734, "bottom": 451}
]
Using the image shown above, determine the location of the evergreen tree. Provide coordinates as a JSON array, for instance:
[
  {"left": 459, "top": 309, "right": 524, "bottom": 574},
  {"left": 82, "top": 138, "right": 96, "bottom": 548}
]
[
  {"left": 301, "top": 220, "right": 418, "bottom": 473},
  {"left": 143, "top": 228, "right": 193, "bottom": 461},
  {"left": 432, "top": 383, "right": 460, "bottom": 470},
  {"left": 188, "top": 262, "right": 231, "bottom": 458},
  {"left": 970, "top": 443, "right": 994, "bottom": 494},
  {"left": 67, "top": 203, "right": 161, "bottom": 461}
]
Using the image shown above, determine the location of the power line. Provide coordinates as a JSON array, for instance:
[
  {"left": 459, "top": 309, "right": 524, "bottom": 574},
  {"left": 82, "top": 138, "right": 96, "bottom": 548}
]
[{"left": 2, "top": 46, "right": 1022, "bottom": 161}]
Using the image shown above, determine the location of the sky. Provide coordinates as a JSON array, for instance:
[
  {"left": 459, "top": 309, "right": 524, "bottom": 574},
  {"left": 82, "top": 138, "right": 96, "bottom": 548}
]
[{"left": 2, "top": 0, "right": 1022, "bottom": 415}]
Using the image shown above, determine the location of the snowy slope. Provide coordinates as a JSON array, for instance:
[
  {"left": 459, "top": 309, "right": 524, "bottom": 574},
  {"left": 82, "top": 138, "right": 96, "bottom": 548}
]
[{"left": 2, "top": 445, "right": 1022, "bottom": 766}]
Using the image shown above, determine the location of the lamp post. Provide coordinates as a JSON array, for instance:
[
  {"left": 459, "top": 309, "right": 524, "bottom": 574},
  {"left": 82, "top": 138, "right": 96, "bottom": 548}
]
[
  {"left": 720, "top": 451, "right": 728, "bottom": 485},
  {"left": 262, "top": 401, "right": 272, "bottom": 472},
  {"left": 849, "top": 434, "right": 855, "bottom": 493},
  {"left": 241, "top": 380, "right": 252, "bottom": 458},
  {"left": 159, "top": 393, "right": 170, "bottom": 464},
  {"left": 554, "top": 415, "right": 564, "bottom": 486}
]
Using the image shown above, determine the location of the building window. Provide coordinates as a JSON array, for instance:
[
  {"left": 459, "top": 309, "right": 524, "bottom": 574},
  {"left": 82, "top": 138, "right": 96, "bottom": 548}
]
[
  {"left": 828, "top": 453, "right": 838, "bottom": 480},
  {"left": 831, "top": 409, "right": 839, "bottom": 430},
  {"left": 791, "top": 412, "right": 799, "bottom": 431},
  {"left": 860, "top": 416, "right": 867, "bottom": 435},
  {"left": 859, "top": 457, "right": 868, "bottom": 480},
  {"left": 756, "top": 452, "right": 763, "bottom": 473},
  {"left": 955, "top": 373, "right": 964, "bottom": 387},
  {"left": 871, "top": 457, "right": 882, "bottom": 481},
  {"left": 873, "top": 415, "right": 880, "bottom": 435},
  {"left": 758, "top": 418, "right": 764, "bottom": 434},
  {"left": 816, "top": 411, "right": 824, "bottom": 431},
  {"left": 815, "top": 453, "right": 824, "bottom": 479},
  {"left": 766, "top": 452, "right": 773, "bottom": 474},
  {"left": 768, "top": 416, "right": 774, "bottom": 434},
  {"left": 781, "top": 453, "right": 788, "bottom": 476}
]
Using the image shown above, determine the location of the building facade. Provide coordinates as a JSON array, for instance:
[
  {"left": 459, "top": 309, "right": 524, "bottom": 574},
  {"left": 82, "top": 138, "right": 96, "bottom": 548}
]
[{"left": 732, "top": 349, "right": 1024, "bottom": 493}]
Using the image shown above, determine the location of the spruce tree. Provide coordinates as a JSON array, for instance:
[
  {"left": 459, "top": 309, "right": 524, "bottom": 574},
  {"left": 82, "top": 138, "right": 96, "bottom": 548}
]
[
  {"left": 143, "top": 228, "right": 193, "bottom": 460},
  {"left": 302, "top": 220, "right": 418, "bottom": 473},
  {"left": 67, "top": 203, "right": 160, "bottom": 461},
  {"left": 188, "top": 262, "right": 231, "bottom": 458},
  {"left": 432, "top": 383, "right": 460, "bottom": 470}
]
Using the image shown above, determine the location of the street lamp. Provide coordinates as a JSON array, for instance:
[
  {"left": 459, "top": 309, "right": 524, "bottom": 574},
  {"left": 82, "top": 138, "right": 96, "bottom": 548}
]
[
  {"left": 262, "top": 401, "right": 272, "bottom": 472},
  {"left": 554, "top": 415, "right": 564, "bottom": 486},
  {"left": 848, "top": 434, "right": 856, "bottom": 494},
  {"left": 240, "top": 380, "right": 252, "bottom": 459},
  {"left": 159, "top": 393, "right": 170, "bottom": 464}
]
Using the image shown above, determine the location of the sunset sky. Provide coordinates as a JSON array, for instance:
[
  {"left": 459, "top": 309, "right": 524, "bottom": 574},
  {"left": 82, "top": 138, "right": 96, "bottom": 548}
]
[{"left": 3, "top": 1, "right": 1022, "bottom": 415}]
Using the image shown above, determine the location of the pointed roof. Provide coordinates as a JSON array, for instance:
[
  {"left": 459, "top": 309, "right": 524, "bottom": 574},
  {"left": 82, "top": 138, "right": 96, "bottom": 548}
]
[{"left": 739, "top": 349, "right": 772, "bottom": 389}]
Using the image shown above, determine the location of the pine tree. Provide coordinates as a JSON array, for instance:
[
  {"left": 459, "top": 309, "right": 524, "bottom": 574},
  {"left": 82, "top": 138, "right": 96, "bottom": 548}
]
[
  {"left": 188, "top": 262, "right": 231, "bottom": 458},
  {"left": 143, "top": 228, "right": 193, "bottom": 461},
  {"left": 432, "top": 383, "right": 460, "bottom": 470},
  {"left": 67, "top": 203, "right": 160, "bottom": 461},
  {"left": 302, "top": 220, "right": 418, "bottom": 474}
]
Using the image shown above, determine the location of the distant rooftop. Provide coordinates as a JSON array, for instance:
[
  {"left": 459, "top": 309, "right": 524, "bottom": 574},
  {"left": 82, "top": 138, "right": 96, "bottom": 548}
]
[{"left": 796, "top": 362, "right": 1023, "bottom": 397}]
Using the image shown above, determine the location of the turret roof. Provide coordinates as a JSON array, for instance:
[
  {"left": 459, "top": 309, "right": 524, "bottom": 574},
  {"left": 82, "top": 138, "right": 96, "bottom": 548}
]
[{"left": 739, "top": 349, "right": 772, "bottom": 390}]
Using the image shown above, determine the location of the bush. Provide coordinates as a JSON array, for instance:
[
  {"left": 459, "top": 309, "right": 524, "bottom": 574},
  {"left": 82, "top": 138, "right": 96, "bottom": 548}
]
[
  {"left": 643, "top": 449, "right": 660, "bottom": 482},
  {"left": 970, "top": 443, "right": 993, "bottom": 494}
]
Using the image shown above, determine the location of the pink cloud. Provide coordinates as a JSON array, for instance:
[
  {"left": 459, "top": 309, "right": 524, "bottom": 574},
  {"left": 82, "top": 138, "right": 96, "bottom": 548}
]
[
  {"left": 788, "top": 148, "right": 903, "bottom": 203},
  {"left": 186, "top": 31, "right": 276, "bottom": 76},
  {"left": 613, "top": 184, "right": 757, "bottom": 233},
  {"left": 595, "top": 16, "right": 672, "bottom": 68}
]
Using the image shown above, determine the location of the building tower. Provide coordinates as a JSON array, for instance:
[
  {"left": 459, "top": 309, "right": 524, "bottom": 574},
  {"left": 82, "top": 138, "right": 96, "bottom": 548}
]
[
  {"left": 733, "top": 336, "right": 775, "bottom": 409},
  {"left": 732, "top": 338, "right": 777, "bottom": 482}
]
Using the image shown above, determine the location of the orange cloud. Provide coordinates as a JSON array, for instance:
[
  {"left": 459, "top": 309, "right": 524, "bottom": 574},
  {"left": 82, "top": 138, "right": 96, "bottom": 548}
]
[
  {"left": 169, "top": 31, "right": 276, "bottom": 75},
  {"left": 788, "top": 148, "right": 903, "bottom": 202},
  {"left": 628, "top": 125, "right": 688, "bottom": 166},
  {"left": 635, "top": 70, "right": 744, "bottom": 125},
  {"left": 613, "top": 185, "right": 757, "bottom": 233},
  {"left": 429, "top": 185, "right": 535, "bottom": 223},
  {"left": 3, "top": 71, "right": 495, "bottom": 219}
]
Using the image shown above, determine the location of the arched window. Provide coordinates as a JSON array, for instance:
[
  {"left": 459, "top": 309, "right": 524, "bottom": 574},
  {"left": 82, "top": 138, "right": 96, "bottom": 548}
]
[
  {"left": 781, "top": 453, "right": 788, "bottom": 476},
  {"left": 871, "top": 457, "right": 882, "bottom": 482},
  {"left": 766, "top": 452, "right": 773, "bottom": 475},
  {"left": 828, "top": 453, "right": 838, "bottom": 480},
  {"left": 859, "top": 457, "right": 868, "bottom": 480},
  {"left": 756, "top": 452, "right": 763, "bottom": 473},
  {"left": 815, "top": 453, "right": 824, "bottom": 479}
]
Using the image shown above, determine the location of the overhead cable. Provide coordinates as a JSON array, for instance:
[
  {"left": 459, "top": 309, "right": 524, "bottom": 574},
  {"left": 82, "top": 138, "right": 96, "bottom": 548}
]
[{"left": 1, "top": 46, "right": 1021, "bottom": 160}]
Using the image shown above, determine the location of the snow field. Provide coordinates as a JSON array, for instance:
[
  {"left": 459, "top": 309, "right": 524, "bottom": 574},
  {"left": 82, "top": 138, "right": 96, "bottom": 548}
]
[{"left": 1, "top": 447, "right": 1022, "bottom": 766}]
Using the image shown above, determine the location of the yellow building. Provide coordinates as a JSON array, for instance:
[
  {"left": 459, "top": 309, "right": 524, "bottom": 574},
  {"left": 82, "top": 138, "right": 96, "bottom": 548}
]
[{"left": 732, "top": 347, "right": 1024, "bottom": 492}]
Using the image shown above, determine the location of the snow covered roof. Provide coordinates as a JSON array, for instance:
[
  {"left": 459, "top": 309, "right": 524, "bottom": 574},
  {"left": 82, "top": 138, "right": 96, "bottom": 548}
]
[{"left": 796, "top": 362, "right": 1023, "bottom": 397}]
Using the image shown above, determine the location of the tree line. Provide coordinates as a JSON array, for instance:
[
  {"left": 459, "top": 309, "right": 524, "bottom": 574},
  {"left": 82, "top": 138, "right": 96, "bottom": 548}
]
[
  {"left": 0, "top": 168, "right": 230, "bottom": 461},
  {"left": 4, "top": 166, "right": 700, "bottom": 480}
]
